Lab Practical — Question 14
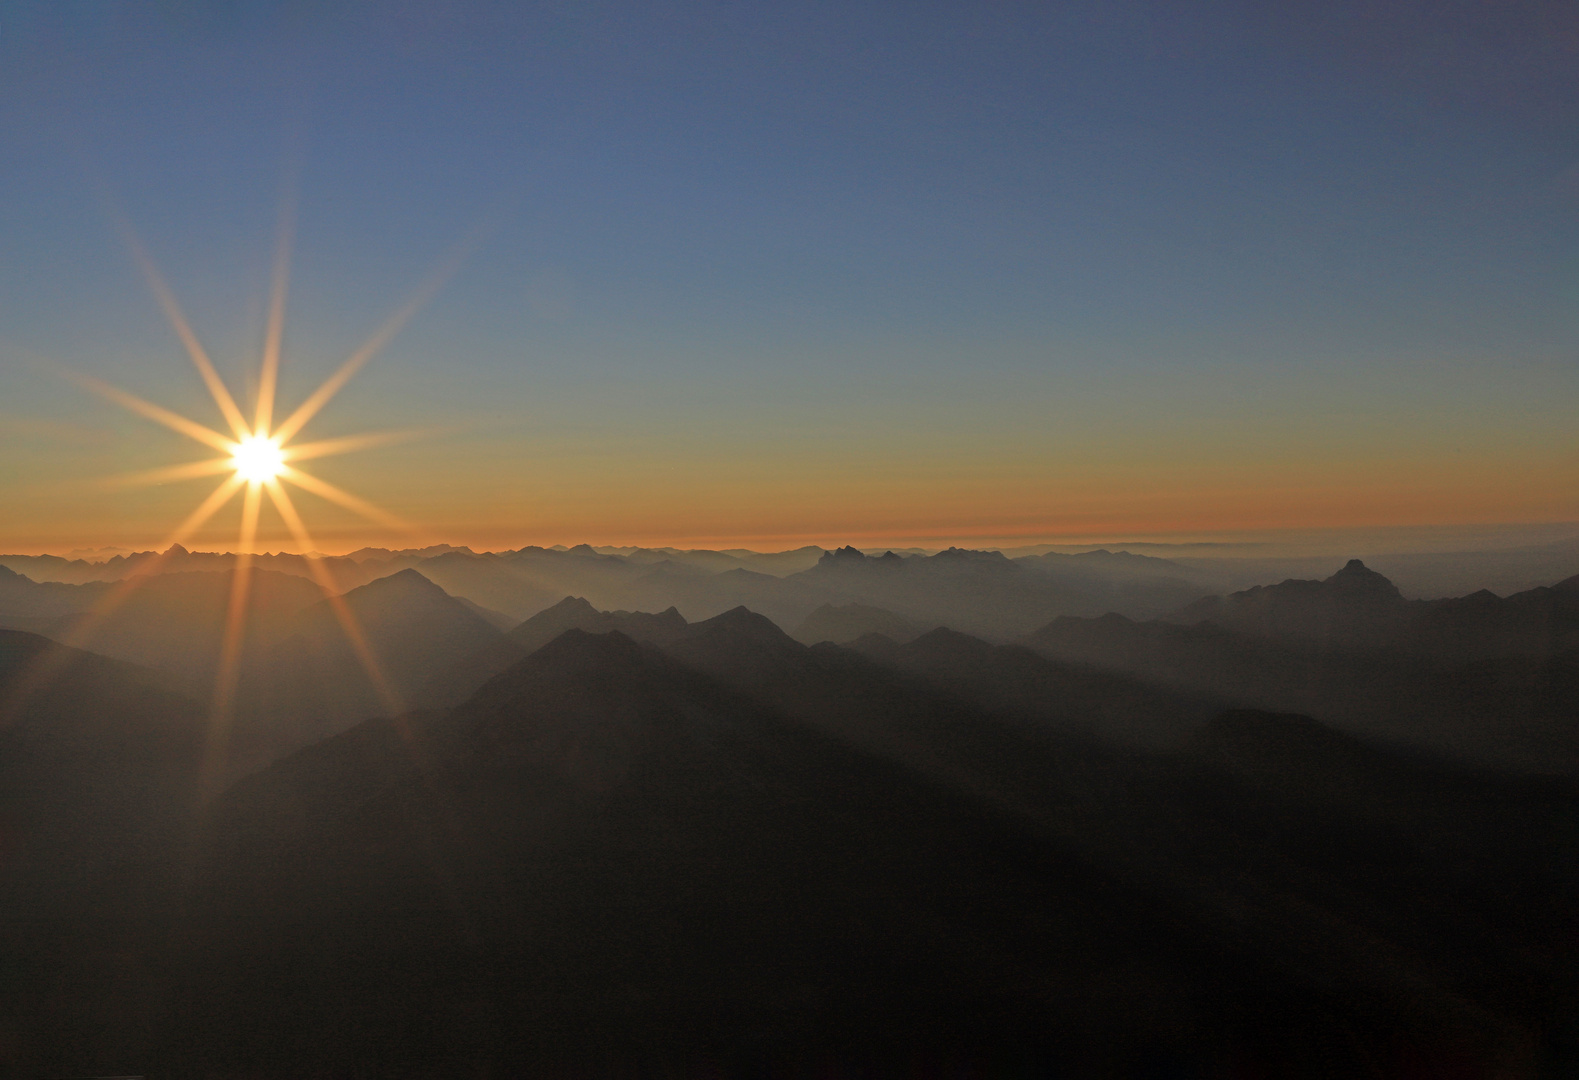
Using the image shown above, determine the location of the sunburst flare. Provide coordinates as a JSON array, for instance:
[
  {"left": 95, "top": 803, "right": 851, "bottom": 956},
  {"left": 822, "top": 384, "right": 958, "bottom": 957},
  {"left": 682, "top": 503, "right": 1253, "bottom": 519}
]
[{"left": 61, "top": 210, "right": 460, "bottom": 782}]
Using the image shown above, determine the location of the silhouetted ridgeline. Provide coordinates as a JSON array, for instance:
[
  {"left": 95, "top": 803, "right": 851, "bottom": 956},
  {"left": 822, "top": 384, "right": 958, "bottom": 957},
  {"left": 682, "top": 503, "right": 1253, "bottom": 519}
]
[
  {"left": 0, "top": 558, "right": 1576, "bottom": 1075},
  {"left": 1029, "top": 560, "right": 1579, "bottom": 770}
]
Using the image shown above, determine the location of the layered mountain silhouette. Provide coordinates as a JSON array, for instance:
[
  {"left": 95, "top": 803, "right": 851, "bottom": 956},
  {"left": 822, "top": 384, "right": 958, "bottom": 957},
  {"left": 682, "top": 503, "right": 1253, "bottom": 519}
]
[
  {"left": 36, "top": 568, "right": 326, "bottom": 691},
  {"left": 0, "top": 541, "right": 1258, "bottom": 638},
  {"left": 4, "top": 610, "right": 1571, "bottom": 1075},
  {"left": 4, "top": 550, "right": 1578, "bottom": 1075},
  {"left": 0, "top": 563, "right": 109, "bottom": 637},
  {"left": 1031, "top": 561, "right": 1579, "bottom": 769},
  {"left": 508, "top": 594, "right": 689, "bottom": 652},
  {"left": 792, "top": 601, "right": 931, "bottom": 645}
]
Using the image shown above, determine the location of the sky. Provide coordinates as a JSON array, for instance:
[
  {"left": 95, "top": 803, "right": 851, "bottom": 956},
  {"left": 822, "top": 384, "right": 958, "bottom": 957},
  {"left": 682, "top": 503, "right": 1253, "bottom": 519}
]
[{"left": 0, "top": 0, "right": 1576, "bottom": 555}]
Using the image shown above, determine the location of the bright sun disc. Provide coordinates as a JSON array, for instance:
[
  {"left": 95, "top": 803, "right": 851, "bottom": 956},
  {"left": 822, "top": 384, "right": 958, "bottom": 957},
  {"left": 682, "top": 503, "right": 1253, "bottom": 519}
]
[{"left": 231, "top": 434, "right": 285, "bottom": 483}]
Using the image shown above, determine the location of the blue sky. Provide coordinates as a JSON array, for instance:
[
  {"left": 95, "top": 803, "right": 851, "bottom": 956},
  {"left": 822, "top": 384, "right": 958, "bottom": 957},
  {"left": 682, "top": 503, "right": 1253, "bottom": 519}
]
[{"left": 1, "top": 1, "right": 1575, "bottom": 551}]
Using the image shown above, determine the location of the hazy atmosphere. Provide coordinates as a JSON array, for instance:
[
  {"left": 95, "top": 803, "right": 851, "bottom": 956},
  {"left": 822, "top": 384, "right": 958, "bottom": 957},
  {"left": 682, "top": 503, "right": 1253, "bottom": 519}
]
[{"left": 2, "top": 3, "right": 1576, "bottom": 1078}]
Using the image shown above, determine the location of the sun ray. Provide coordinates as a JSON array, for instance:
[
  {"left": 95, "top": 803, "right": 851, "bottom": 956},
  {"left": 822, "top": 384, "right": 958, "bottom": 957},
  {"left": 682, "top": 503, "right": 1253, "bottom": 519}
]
[
  {"left": 265, "top": 479, "right": 403, "bottom": 715},
  {"left": 69, "top": 371, "right": 237, "bottom": 453},
  {"left": 103, "top": 456, "right": 237, "bottom": 489},
  {"left": 278, "top": 463, "right": 413, "bottom": 532},
  {"left": 116, "top": 221, "right": 251, "bottom": 441},
  {"left": 282, "top": 428, "right": 430, "bottom": 463},
  {"left": 271, "top": 231, "right": 481, "bottom": 445},
  {"left": 1, "top": 474, "right": 244, "bottom": 724},
  {"left": 203, "top": 481, "right": 262, "bottom": 788},
  {"left": 52, "top": 205, "right": 440, "bottom": 758},
  {"left": 255, "top": 194, "right": 295, "bottom": 436},
  {"left": 71, "top": 473, "right": 247, "bottom": 648}
]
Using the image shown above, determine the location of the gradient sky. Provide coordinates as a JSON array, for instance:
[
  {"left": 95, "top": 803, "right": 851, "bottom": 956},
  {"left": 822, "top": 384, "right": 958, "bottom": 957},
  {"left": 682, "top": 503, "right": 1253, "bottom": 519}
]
[{"left": 1, "top": 1, "right": 1576, "bottom": 554}]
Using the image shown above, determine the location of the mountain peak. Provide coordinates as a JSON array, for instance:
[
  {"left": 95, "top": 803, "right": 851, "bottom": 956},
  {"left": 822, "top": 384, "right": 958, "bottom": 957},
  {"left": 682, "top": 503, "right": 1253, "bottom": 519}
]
[
  {"left": 691, "top": 605, "right": 789, "bottom": 641},
  {"left": 904, "top": 626, "right": 994, "bottom": 657},
  {"left": 529, "top": 626, "right": 647, "bottom": 666},
  {"left": 1324, "top": 559, "right": 1402, "bottom": 598},
  {"left": 331, "top": 569, "right": 459, "bottom": 612},
  {"left": 541, "top": 595, "right": 600, "bottom": 618},
  {"left": 164, "top": 543, "right": 189, "bottom": 557},
  {"left": 364, "top": 567, "right": 443, "bottom": 591}
]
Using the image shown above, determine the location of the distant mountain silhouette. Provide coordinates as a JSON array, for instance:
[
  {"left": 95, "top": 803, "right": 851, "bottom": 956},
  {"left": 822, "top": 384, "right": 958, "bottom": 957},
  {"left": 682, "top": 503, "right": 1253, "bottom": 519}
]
[
  {"left": 1169, "top": 559, "right": 1579, "bottom": 661},
  {"left": 0, "top": 542, "right": 1260, "bottom": 635},
  {"left": 1028, "top": 562, "right": 1579, "bottom": 769},
  {"left": 508, "top": 595, "right": 689, "bottom": 653},
  {"left": 1169, "top": 558, "right": 1409, "bottom": 646}
]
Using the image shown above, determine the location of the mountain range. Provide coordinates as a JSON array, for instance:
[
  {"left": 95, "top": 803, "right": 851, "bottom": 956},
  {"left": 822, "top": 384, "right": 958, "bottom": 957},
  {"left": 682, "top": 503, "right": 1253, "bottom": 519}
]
[
  {"left": 1029, "top": 560, "right": 1579, "bottom": 770},
  {"left": 1, "top": 552, "right": 1576, "bottom": 1075}
]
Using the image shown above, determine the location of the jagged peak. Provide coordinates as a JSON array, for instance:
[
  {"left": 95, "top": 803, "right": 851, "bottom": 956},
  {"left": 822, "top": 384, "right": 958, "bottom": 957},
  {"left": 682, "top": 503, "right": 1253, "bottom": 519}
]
[
  {"left": 164, "top": 543, "right": 189, "bottom": 557},
  {"left": 1324, "top": 559, "right": 1402, "bottom": 597},
  {"left": 538, "top": 595, "right": 600, "bottom": 617}
]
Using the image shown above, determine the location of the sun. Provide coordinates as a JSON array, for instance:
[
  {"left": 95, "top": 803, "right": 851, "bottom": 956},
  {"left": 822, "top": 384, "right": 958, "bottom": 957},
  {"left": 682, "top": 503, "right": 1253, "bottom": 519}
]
[
  {"left": 59, "top": 205, "right": 467, "bottom": 762},
  {"left": 231, "top": 434, "right": 285, "bottom": 484}
]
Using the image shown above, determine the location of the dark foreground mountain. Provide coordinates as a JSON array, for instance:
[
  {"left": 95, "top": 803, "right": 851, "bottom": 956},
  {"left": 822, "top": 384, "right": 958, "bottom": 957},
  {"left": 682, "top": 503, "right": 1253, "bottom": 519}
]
[
  {"left": 0, "top": 630, "right": 208, "bottom": 1072},
  {"left": 4, "top": 608, "right": 1575, "bottom": 1077}
]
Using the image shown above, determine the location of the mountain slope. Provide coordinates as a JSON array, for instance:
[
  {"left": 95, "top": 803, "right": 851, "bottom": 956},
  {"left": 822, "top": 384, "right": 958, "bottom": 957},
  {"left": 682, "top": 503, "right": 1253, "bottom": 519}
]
[
  {"left": 49, "top": 568, "right": 327, "bottom": 691},
  {"left": 507, "top": 595, "right": 688, "bottom": 653},
  {"left": 241, "top": 569, "right": 520, "bottom": 758},
  {"left": 792, "top": 602, "right": 930, "bottom": 645},
  {"left": 0, "top": 630, "right": 208, "bottom": 1071},
  {"left": 5, "top": 612, "right": 1574, "bottom": 1075},
  {"left": 0, "top": 564, "right": 110, "bottom": 639}
]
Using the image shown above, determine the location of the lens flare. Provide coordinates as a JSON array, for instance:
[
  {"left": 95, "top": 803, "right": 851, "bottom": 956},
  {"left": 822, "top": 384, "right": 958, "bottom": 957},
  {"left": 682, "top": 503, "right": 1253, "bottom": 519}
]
[
  {"left": 55, "top": 203, "right": 468, "bottom": 789},
  {"left": 231, "top": 434, "right": 285, "bottom": 484}
]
